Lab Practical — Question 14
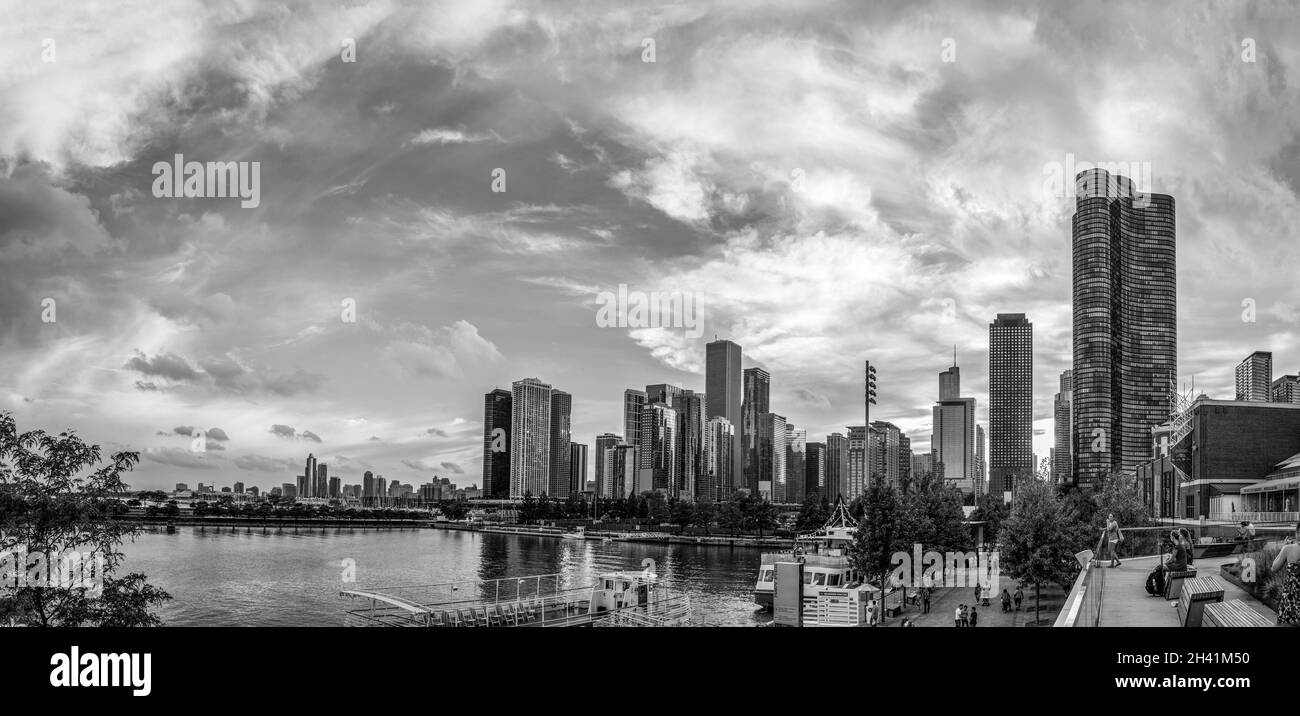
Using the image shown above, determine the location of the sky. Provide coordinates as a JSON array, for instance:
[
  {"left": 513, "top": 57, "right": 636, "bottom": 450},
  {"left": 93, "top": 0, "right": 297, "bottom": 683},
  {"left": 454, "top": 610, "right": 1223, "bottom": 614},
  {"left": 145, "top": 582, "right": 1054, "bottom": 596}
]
[{"left": 2, "top": 0, "right": 1299, "bottom": 493}]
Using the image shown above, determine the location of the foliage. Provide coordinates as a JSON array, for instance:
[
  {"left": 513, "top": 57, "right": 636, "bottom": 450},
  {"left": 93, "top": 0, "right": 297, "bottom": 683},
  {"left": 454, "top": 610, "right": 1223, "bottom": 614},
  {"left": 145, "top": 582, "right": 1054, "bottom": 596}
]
[
  {"left": 999, "top": 477, "right": 1082, "bottom": 623},
  {"left": 0, "top": 413, "right": 172, "bottom": 626},
  {"left": 1092, "top": 471, "right": 1152, "bottom": 529}
]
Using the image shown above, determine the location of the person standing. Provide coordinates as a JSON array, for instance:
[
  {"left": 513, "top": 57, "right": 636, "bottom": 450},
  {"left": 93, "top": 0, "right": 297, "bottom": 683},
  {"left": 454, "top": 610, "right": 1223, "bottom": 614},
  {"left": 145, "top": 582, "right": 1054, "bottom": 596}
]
[
  {"left": 954, "top": 604, "right": 962, "bottom": 627},
  {"left": 1013, "top": 586, "right": 1023, "bottom": 610},
  {"left": 922, "top": 587, "right": 931, "bottom": 614},
  {"left": 1270, "top": 524, "right": 1300, "bottom": 626},
  {"left": 1000, "top": 588, "right": 1011, "bottom": 613},
  {"left": 865, "top": 598, "right": 876, "bottom": 627},
  {"left": 969, "top": 605, "right": 978, "bottom": 627},
  {"left": 1104, "top": 512, "right": 1123, "bottom": 567}
]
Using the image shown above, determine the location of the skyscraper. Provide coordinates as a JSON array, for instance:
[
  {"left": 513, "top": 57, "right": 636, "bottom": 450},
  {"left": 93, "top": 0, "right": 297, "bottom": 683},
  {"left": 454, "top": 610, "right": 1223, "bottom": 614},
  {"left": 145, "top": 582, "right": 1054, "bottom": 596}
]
[
  {"left": 315, "top": 462, "right": 328, "bottom": 500},
  {"left": 362, "top": 470, "right": 374, "bottom": 507},
  {"left": 603, "top": 442, "right": 638, "bottom": 498},
  {"left": 1235, "top": 351, "right": 1273, "bottom": 402},
  {"left": 805, "top": 442, "right": 826, "bottom": 499},
  {"left": 593, "top": 432, "right": 621, "bottom": 498},
  {"left": 1072, "top": 168, "right": 1176, "bottom": 489},
  {"left": 898, "top": 434, "right": 912, "bottom": 489},
  {"left": 1053, "top": 370, "right": 1073, "bottom": 485},
  {"left": 974, "top": 425, "right": 986, "bottom": 497},
  {"left": 482, "top": 388, "right": 512, "bottom": 499},
  {"left": 672, "top": 389, "right": 706, "bottom": 499},
  {"left": 742, "top": 368, "right": 770, "bottom": 494},
  {"left": 705, "top": 339, "right": 744, "bottom": 493},
  {"left": 869, "top": 421, "right": 901, "bottom": 488},
  {"left": 932, "top": 359, "right": 976, "bottom": 495},
  {"left": 847, "top": 425, "right": 868, "bottom": 498},
  {"left": 568, "top": 442, "right": 588, "bottom": 495},
  {"left": 702, "top": 417, "right": 734, "bottom": 503},
  {"left": 826, "top": 432, "right": 848, "bottom": 500},
  {"left": 989, "top": 313, "right": 1033, "bottom": 497},
  {"left": 548, "top": 389, "right": 572, "bottom": 498},
  {"left": 510, "top": 377, "right": 553, "bottom": 498},
  {"left": 638, "top": 402, "right": 678, "bottom": 493},
  {"left": 757, "top": 413, "right": 786, "bottom": 501},
  {"left": 785, "top": 424, "right": 806, "bottom": 504},
  {"left": 301, "top": 453, "right": 317, "bottom": 499},
  {"left": 1273, "top": 375, "right": 1300, "bottom": 404},
  {"left": 645, "top": 383, "right": 683, "bottom": 406},
  {"left": 623, "top": 389, "right": 647, "bottom": 454}
]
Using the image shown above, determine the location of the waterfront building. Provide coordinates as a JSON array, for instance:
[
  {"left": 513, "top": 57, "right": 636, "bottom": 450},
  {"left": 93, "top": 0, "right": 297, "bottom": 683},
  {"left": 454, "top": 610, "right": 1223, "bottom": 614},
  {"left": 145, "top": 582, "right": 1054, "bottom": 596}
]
[
  {"left": 482, "top": 388, "right": 512, "bottom": 499},
  {"left": 510, "top": 378, "right": 553, "bottom": 498},
  {"left": 1235, "top": 351, "right": 1273, "bottom": 402},
  {"left": 706, "top": 339, "right": 744, "bottom": 492}
]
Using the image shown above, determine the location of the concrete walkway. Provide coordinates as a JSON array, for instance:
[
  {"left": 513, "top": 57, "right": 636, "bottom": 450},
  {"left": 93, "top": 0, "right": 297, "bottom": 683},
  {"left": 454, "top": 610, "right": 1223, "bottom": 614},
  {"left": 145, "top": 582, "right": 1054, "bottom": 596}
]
[
  {"left": 873, "top": 581, "right": 1068, "bottom": 627},
  {"left": 1097, "top": 555, "right": 1275, "bottom": 627}
]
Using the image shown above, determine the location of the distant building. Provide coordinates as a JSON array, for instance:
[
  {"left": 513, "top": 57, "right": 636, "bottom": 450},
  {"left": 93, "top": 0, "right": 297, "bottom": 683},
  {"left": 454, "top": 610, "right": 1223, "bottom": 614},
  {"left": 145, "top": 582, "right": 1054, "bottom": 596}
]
[
  {"left": 1273, "top": 375, "right": 1300, "bottom": 404},
  {"left": 847, "top": 425, "right": 868, "bottom": 499},
  {"left": 672, "top": 389, "right": 706, "bottom": 499},
  {"left": 757, "top": 413, "right": 787, "bottom": 501},
  {"left": 482, "top": 388, "right": 512, "bottom": 499},
  {"left": 282, "top": 483, "right": 297, "bottom": 499},
  {"left": 705, "top": 339, "right": 744, "bottom": 492},
  {"left": 742, "top": 368, "right": 771, "bottom": 495},
  {"left": 701, "top": 417, "right": 734, "bottom": 502},
  {"left": 785, "top": 425, "right": 806, "bottom": 503},
  {"left": 869, "top": 421, "right": 901, "bottom": 488},
  {"left": 805, "top": 442, "right": 826, "bottom": 500},
  {"left": 568, "top": 442, "right": 588, "bottom": 496},
  {"left": 1235, "top": 351, "right": 1273, "bottom": 402},
  {"left": 174, "top": 483, "right": 189, "bottom": 493},
  {"left": 932, "top": 359, "right": 976, "bottom": 496},
  {"left": 638, "top": 402, "right": 678, "bottom": 494},
  {"left": 510, "top": 378, "right": 553, "bottom": 498},
  {"left": 233, "top": 481, "right": 244, "bottom": 494},
  {"left": 1053, "top": 370, "right": 1073, "bottom": 485},
  {"left": 548, "top": 389, "right": 572, "bottom": 498},
  {"left": 593, "top": 433, "right": 622, "bottom": 499},
  {"left": 989, "top": 313, "right": 1033, "bottom": 498},
  {"left": 602, "top": 443, "right": 638, "bottom": 499},
  {"left": 826, "top": 433, "right": 849, "bottom": 500}
]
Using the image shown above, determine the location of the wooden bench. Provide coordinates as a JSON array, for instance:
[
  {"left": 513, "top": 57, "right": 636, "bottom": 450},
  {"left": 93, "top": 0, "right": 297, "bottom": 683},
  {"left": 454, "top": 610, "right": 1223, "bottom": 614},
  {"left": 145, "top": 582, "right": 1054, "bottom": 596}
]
[
  {"left": 1190, "top": 542, "right": 1243, "bottom": 561},
  {"left": 1163, "top": 568, "right": 1197, "bottom": 599},
  {"left": 1176, "top": 576, "right": 1224, "bottom": 627},
  {"left": 1204, "top": 599, "right": 1272, "bottom": 627}
]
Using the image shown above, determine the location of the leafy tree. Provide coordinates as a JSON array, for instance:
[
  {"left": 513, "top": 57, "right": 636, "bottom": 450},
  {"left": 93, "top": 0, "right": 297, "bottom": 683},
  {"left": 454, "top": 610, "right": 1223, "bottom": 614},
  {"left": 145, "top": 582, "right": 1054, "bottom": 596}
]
[
  {"left": 1093, "top": 470, "right": 1151, "bottom": 530},
  {"left": 751, "top": 498, "right": 778, "bottom": 537},
  {"left": 519, "top": 492, "right": 537, "bottom": 524},
  {"left": 795, "top": 493, "right": 830, "bottom": 532},
  {"left": 0, "top": 413, "right": 172, "bottom": 626},
  {"left": 669, "top": 498, "right": 695, "bottom": 533},
  {"left": 970, "top": 492, "right": 1010, "bottom": 547},
  {"left": 718, "top": 498, "right": 745, "bottom": 536},
  {"left": 692, "top": 499, "right": 716, "bottom": 535},
  {"left": 999, "top": 477, "right": 1082, "bottom": 624},
  {"left": 849, "top": 484, "right": 905, "bottom": 599}
]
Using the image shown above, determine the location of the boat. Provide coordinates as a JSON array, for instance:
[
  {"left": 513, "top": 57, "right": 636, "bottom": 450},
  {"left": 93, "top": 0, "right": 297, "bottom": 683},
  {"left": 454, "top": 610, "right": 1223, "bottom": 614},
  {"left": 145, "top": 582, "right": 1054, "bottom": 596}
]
[
  {"left": 561, "top": 527, "right": 586, "bottom": 539},
  {"left": 753, "top": 498, "right": 865, "bottom": 611}
]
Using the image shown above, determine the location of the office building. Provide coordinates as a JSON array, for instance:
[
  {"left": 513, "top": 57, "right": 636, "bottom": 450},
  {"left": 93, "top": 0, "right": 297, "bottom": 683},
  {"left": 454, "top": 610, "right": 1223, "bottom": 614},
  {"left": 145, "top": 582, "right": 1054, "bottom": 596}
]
[
  {"left": 482, "top": 388, "right": 512, "bottom": 498},
  {"left": 742, "top": 368, "right": 771, "bottom": 494},
  {"left": 593, "top": 433, "right": 622, "bottom": 498},
  {"left": 705, "top": 339, "right": 744, "bottom": 492},
  {"left": 989, "top": 313, "right": 1034, "bottom": 497},
  {"left": 826, "top": 432, "right": 849, "bottom": 500},
  {"left": 1235, "top": 351, "right": 1273, "bottom": 402},
  {"left": 510, "top": 378, "right": 553, "bottom": 498},
  {"left": 548, "top": 389, "right": 572, "bottom": 497}
]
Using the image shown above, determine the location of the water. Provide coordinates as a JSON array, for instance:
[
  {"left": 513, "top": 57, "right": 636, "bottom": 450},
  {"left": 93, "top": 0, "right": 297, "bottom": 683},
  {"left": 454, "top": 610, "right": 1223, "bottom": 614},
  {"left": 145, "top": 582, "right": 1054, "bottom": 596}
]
[{"left": 119, "top": 526, "right": 769, "bottom": 626}]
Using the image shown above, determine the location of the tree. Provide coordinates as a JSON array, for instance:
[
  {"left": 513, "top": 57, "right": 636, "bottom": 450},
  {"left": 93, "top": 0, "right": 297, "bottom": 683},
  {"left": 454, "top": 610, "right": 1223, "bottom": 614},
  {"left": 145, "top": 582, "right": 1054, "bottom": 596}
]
[
  {"left": 849, "top": 484, "right": 905, "bottom": 598},
  {"left": 751, "top": 499, "right": 778, "bottom": 537},
  {"left": 0, "top": 413, "right": 172, "bottom": 626},
  {"left": 1093, "top": 470, "right": 1151, "bottom": 530},
  {"left": 718, "top": 498, "right": 745, "bottom": 536},
  {"left": 970, "top": 492, "right": 1010, "bottom": 548},
  {"left": 999, "top": 477, "right": 1082, "bottom": 624},
  {"left": 692, "top": 499, "right": 717, "bottom": 535},
  {"left": 669, "top": 499, "right": 695, "bottom": 533},
  {"left": 795, "top": 493, "right": 830, "bottom": 532}
]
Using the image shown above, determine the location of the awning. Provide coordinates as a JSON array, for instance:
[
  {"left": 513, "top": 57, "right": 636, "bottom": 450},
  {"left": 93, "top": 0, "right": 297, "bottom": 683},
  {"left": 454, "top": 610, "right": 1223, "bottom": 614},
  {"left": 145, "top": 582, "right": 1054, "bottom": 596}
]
[{"left": 1241, "top": 475, "right": 1300, "bottom": 495}]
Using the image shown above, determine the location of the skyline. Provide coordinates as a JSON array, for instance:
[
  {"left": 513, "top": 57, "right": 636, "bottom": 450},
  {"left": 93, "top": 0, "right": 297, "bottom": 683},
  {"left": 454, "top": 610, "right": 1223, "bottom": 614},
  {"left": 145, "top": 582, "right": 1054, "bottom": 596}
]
[{"left": 4, "top": 1, "right": 1300, "bottom": 490}]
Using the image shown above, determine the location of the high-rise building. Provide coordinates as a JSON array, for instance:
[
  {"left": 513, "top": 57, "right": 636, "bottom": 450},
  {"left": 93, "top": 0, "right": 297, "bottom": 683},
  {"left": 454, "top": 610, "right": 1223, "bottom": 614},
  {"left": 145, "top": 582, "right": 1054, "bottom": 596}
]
[
  {"left": 869, "top": 421, "right": 901, "bottom": 488},
  {"left": 232, "top": 481, "right": 244, "bottom": 494},
  {"left": 638, "top": 402, "right": 678, "bottom": 493},
  {"left": 974, "top": 425, "right": 986, "bottom": 497},
  {"left": 593, "top": 433, "right": 621, "bottom": 498},
  {"left": 932, "top": 359, "right": 976, "bottom": 495},
  {"left": 510, "top": 378, "right": 553, "bottom": 498},
  {"left": 548, "top": 389, "right": 572, "bottom": 498},
  {"left": 375, "top": 476, "right": 387, "bottom": 505},
  {"left": 1273, "top": 375, "right": 1300, "bottom": 404},
  {"left": 702, "top": 417, "right": 734, "bottom": 503},
  {"left": 898, "top": 434, "right": 912, "bottom": 489},
  {"left": 362, "top": 470, "right": 374, "bottom": 506},
  {"left": 568, "top": 442, "right": 588, "bottom": 495},
  {"left": 847, "top": 425, "right": 868, "bottom": 499},
  {"left": 673, "top": 389, "right": 706, "bottom": 499},
  {"left": 989, "top": 313, "right": 1034, "bottom": 497},
  {"left": 1072, "top": 168, "right": 1176, "bottom": 489},
  {"left": 482, "top": 388, "right": 512, "bottom": 499},
  {"left": 1235, "top": 351, "right": 1273, "bottom": 402},
  {"left": 705, "top": 339, "right": 744, "bottom": 493},
  {"left": 301, "top": 454, "right": 317, "bottom": 499},
  {"left": 316, "top": 462, "right": 328, "bottom": 500},
  {"left": 1053, "top": 370, "right": 1073, "bottom": 485},
  {"left": 805, "top": 442, "right": 826, "bottom": 500},
  {"left": 603, "top": 442, "right": 638, "bottom": 498},
  {"left": 911, "top": 451, "right": 933, "bottom": 482},
  {"left": 826, "top": 433, "right": 849, "bottom": 500},
  {"left": 623, "top": 389, "right": 647, "bottom": 455},
  {"left": 785, "top": 425, "right": 806, "bottom": 504},
  {"left": 328, "top": 476, "right": 340, "bottom": 498},
  {"left": 757, "top": 413, "right": 786, "bottom": 501},
  {"left": 282, "top": 483, "right": 296, "bottom": 499},
  {"left": 742, "top": 368, "right": 771, "bottom": 494},
  {"left": 645, "top": 383, "right": 683, "bottom": 406}
]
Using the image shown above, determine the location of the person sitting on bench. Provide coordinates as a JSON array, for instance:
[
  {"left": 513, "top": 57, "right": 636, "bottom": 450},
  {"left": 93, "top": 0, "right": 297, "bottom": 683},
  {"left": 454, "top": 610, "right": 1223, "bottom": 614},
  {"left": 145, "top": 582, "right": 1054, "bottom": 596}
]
[{"left": 1164, "top": 530, "right": 1189, "bottom": 572}]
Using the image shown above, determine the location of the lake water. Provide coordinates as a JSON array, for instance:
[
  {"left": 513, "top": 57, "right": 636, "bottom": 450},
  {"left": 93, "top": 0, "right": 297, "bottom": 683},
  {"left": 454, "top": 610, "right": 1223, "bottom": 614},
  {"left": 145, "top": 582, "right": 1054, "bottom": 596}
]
[{"left": 119, "top": 525, "right": 770, "bottom": 626}]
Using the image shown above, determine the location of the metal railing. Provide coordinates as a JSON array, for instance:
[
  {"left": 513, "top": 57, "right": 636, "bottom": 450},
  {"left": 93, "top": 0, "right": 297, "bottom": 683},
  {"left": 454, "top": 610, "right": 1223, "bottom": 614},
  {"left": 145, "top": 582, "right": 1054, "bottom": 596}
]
[
  {"left": 1055, "top": 532, "right": 1107, "bottom": 627},
  {"left": 1209, "top": 511, "right": 1298, "bottom": 524}
]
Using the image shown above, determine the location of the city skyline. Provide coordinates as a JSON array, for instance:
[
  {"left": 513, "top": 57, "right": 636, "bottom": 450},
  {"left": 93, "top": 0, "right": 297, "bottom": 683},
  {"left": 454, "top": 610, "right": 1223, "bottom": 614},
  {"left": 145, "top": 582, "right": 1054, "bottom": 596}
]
[{"left": 4, "top": 2, "right": 1300, "bottom": 491}]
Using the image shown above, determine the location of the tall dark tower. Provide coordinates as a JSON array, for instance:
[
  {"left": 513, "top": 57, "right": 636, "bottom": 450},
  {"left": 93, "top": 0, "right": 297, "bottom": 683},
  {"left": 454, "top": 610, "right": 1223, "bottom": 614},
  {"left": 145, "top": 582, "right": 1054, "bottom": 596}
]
[
  {"left": 705, "top": 339, "right": 743, "bottom": 493},
  {"left": 1072, "top": 168, "right": 1176, "bottom": 489},
  {"left": 482, "top": 388, "right": 512, "bottom": 498},
  {"left": 988, "top": 313, "right": 1033, "bottom": 497},
  {"left": 548, "top": 389, "right": 573, "bottom": 498},
  {"left": 742, "top": 367, "right": 770, "bottom": 494}
]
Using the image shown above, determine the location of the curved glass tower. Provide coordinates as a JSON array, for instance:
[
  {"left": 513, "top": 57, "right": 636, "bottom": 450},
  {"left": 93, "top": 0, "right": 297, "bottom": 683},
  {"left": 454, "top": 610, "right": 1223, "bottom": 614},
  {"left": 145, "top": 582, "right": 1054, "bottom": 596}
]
[{"left": 1071, "top": 168, "right": 1176, "bottom": 489}]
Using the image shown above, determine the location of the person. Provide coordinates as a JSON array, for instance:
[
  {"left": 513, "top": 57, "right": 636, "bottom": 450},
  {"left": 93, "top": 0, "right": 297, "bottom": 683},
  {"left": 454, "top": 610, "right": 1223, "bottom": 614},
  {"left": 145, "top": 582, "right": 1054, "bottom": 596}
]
[
  {"left": 1270, "top": 523, "right": 1300, "bottom": 626},
  {"left": 953, "top": 604, "right": 962, "bottom": 627},
  {"left": 973, "top": 584, "right": 981, "bottom": 604},
  {"left": 1000, "top": 588, "right": 1011, "bottom": 612},
  {"left": 1104, "top": 512, "right": 1123, "bottom": 567},
  {"left": 865, "top": 598, "right": 877, "bottom": 627},
  {"left": 900, "top": 618, "right": 911, "bottom": 627},
  {"left": 903, "top": 618, "right": 915, "bottom": 628},
  {"left": 969, "top": 605, "right": 978, "bottom": 627},
  {"left": 1013, "top": 587, "right": 1023, "bottom": 610},
  {"left": 1164, "top": 529, "right": 1189, "bottom": 572},
  {"left": 922, "top": 587, "right": 931, "bottom": 614},
  {"left": 980, "top": 585, "right": 991, "bottom": 606},
  {"left": 1178, "top": 528, "right": 1196, "bottom": 567}
]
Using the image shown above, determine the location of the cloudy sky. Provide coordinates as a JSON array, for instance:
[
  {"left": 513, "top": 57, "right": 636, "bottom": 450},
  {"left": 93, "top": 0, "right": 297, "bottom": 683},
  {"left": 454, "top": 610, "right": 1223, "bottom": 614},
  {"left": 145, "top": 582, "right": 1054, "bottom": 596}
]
[{"left": 2, "top": 0, "right": 1299, "bottom": 492}]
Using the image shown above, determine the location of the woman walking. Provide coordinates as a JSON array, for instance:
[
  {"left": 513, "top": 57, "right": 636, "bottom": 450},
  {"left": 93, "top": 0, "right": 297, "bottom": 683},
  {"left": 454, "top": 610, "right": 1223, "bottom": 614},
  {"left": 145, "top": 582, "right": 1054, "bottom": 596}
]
[
  {"left": 1270, "top": 523, "right": 1300, "bottom": 626},
  {"left": 1000, "top": 588, "right": 1011, "bottom": 613},
  {"left": 1104, "top": 512, "right": 1123, "bottom": 567}
]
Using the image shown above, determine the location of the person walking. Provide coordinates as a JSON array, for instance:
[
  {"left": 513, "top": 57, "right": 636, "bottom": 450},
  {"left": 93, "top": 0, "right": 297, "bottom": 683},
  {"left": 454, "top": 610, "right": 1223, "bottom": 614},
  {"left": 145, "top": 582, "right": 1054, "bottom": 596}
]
[
  {"left": 922, "top": 587, "right": 931, "bottom": 614},
  {"left": 1271, "top": 523, "right": 1300, "bottom": 626},
  {"left": 1000, "top": 588, "right": 1011, "bottom": 613},
  {"left": 1104, "top": 512, "right": 1123, "bottom": 567},
  {"left": 1013, "top": 586, "right": 1023, "bottom": 611},
  {"left": 969, "top": 605, "right": 978, "bottom": 627}
]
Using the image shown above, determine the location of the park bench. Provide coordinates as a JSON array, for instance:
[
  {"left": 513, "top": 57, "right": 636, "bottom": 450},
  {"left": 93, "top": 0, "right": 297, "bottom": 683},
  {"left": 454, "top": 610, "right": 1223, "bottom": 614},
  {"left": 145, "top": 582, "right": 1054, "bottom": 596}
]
[
  {"left": 1162, "top": 568, "right": 1197, "bottom": 599},
  {"left": 883, "top": 592, "right": 905, "bottom": 617},
  {"left": 1203, "top": 599, "right": 1272, "bottom": 627},
  {"left": 428, "top": 610, "right": 445, "bottom": 627},
  {"left": 1190, "top": 542, "right": 1243, "bottom": 561},
  {"left": 1176, "top": 576, "right": 1224, "bottom": 627}
]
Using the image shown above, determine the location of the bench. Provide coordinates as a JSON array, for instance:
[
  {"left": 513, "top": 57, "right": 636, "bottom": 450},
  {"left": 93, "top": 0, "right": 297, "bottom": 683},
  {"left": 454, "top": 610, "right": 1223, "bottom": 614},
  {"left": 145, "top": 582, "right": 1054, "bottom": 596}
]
[
  {"left": 1163, "top": 568, "right": 1197, "bottom": 599},
  {"left": 883, "top": 592, "right": 906, "bottom": 617},
  {"left": 1203, "top": 599, "right": 1272, "bottom": 627},
  {"left": 1190, "top": 542, "right": 1243, "bottom": 561},
  {"left": 1176, "top": 576, "right": 1224, "bottom": 627}
]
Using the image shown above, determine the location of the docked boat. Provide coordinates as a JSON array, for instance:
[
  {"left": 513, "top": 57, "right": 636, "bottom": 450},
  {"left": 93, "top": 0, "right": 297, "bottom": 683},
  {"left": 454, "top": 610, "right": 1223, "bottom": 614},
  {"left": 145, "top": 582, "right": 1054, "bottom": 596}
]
[
  {"left": 753, "top": 499, "right": 866, "bottom": 611},
  {"left": 561, "top": 527, "right": 586, "bottom": 539}
]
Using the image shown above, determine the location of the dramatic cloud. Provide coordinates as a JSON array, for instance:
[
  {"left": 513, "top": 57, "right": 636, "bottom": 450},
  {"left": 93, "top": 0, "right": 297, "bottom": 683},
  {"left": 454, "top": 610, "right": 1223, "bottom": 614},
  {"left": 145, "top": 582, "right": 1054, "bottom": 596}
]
[
  {"left": 440, "top": 461, "right": 465, "bottom": 474},
  {"left": 269, "top": 425, "right": 297, "bottom": 439}
]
